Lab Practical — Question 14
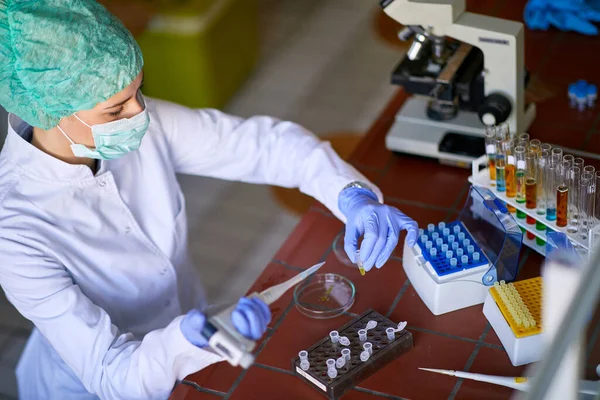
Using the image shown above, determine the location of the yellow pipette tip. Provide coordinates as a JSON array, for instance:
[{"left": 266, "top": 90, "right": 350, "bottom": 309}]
[{"left": 358, "top": 266, "right": 366, "bottom": 276}]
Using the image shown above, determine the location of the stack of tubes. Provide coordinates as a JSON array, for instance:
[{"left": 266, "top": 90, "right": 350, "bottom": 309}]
[{"left": 485, "top": 125, "right": 600, "bottom": 247}]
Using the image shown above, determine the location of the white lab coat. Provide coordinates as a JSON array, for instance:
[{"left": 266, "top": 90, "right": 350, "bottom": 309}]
[{"left": 0, "top": 97, "right": 381, "bottom": 400}]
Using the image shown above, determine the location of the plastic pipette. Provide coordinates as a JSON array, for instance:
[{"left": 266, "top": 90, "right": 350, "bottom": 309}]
[
  {"left": 202, "top": 261, "right": 326, "bottom": 369},
  {"left": 258, "top": 261, "right": 325, "bottom": 305},
  {"left": 419, "top": 368, "right": 599, "bottom": 395}
]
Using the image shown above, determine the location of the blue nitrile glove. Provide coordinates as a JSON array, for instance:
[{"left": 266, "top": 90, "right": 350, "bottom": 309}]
[
  {"left": 181, "top": 297, "right": 271, "bottom": 347},
  {"left": 525, "top": 0, "right": 600, "bottom": 35},
  {"left": 339, "top": 187, "right": 418, "bottom": 271}
]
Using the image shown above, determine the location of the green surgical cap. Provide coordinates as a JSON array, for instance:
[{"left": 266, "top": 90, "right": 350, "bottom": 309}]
[{"left": 0, "top": 0, "right": 144, "bottom": 129}]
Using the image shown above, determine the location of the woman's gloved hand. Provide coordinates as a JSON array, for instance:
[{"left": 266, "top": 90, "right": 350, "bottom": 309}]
[
  {"left": 181, "top": 297, "right": 271, "bottom": 347},
  {"left": 339, "top": 187, "right": 418, "bottom": 272}
]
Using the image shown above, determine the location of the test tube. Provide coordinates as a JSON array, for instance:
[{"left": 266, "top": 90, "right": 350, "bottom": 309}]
[
  {"left": 585, "top": 167, "right": 596, "bottom": 230},
  {"left": 330, "top": 331, "right": 340, "bottom": 344},
  {"left": 506, "top": 141, "right": 517, "bottom": 198},
  {"left": 515, "top": 146, "right": 527, "bottom": 204},
  {"left": 341, "top": 348, "right": 351, "bottom": 361},
  {"left": 299, "top": 350, "right": 308, "bottom": 361},
  {"left": 336, "top": 357, "right": 346, "bottom": 369},
  {"left": 485, "top": 126, "right": 496, "bottom": 184},
  {"left": 551, "top": 147, "right": 563, "bottom": 161},
  {"left": 358, "top": 329, "right": 367, "bottom": 342},
  {"left": 363, "top": 342, "right": 373, "bottom": 355},
  {"left": 596, "top": 171, "right": 600, "bottom": 225},
  {"left": 518, "top": 133, "right": 530, "bottom": 144},
  {"left": 328, "top": 368, "right": 338, "bottom": 378},
  {"left": 540, "top": 143, "right": 552, "bottom": 153},
  {"left": 496, "top": 122, "right": 510, "bottom": 140},
  {"left": 568, "top": 166, "right": 581, "bottom": 233},
  {"left": 537, "top": 150, "right": 550, "bottom": 215},
  {"left": 386, "top": 327, "right": 395, "bottom": 340},
  {"left": 473, "top": 252, "right": 481, "bottom": 262},
  {"left": 556, "top": 161, "right": 569, "bottom": 227},
  {"left": 529, "top": 139, "right": 541, "bottom": 152},
  {"left": 360, "top": 351, "right": 370, "bottom": 362},
  {"left": 545, "top": 156, "right": 558, "bottom": 221},
  {"left": 326, "top": 359, "right": 336, "bottom": 370},
  {"left": 495, "top": 138, "right": 506, "bottom": 192},
  {"left": 525, "top": 152, "right": 537, "bottom": 209},
  {"left": 579, "top": 172, "right": 593, "bottom": 239}
]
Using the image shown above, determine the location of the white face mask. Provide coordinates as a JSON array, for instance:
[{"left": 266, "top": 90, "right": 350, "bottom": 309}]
[{"left": 57, "top": 92, "right": 150, "bottom": 160}]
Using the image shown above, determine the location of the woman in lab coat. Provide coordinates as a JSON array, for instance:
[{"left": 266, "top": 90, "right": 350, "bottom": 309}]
[{"left": 0, "top": 1, "right": 417, "bottom": 399}]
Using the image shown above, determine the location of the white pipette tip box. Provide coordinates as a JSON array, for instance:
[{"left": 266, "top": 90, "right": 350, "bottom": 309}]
[{"left": 482, "top": 277, "right": 544, "bottom": 366}]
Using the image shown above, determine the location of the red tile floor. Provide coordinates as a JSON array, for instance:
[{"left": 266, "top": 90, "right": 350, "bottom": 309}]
[{"left": 175, "top": 1, "right": 600, "bottom": 399}]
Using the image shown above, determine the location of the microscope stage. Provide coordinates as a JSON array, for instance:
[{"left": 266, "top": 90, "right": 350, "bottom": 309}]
[{"left": 385, "top": 97, "right": 486, "bottom": 168}]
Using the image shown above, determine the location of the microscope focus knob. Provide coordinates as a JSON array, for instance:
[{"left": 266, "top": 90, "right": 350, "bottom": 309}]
[{"left": 478, "top": 94, "right": 512, "bottom": 126}]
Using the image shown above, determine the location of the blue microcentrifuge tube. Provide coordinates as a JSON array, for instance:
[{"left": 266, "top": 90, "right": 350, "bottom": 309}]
[
  {"left": 420, "top": 235, "right": 428, "bottom": 244},
  {"left": 446, "top": 250, "right": 453, "bottom": 259},
  {"left": 453, "top": 225, "right": 461, "bottom": 234},
  {"left": 442, "top": 228, "right": 450, "bottom": 237},
  {"left": 438, "top": 222, "right": 446, "bottom": 230},
  {"left": 463, "top": 239, "right": 470, "bottom": 247},
  {"left": 452, "top": 242, "right": 459, "bottom": 250},
  {"left": 467, "top": 245, "right": 474, "bottom": 254},
  {"left": 461, "top": 255, "right": 469, "bottom": 264},
  {"left": 458, "top": 232, "right": 465, "bottom": 241},
  {"left": 450, "top": 258, "right": 458, "bottom": 267},
  {"left": 431, "top": 232, "right": 439, "bottom": 240},
  {"left": 436, "top": 238, "right": 443, "bottom": 247},
  {"left": 456, "top": 248, "right": 464, "bottom": 257},
  {"left": 441, "top": 244, "right": 448, "bottom": 253},
  {"left": 418, "top": 228, "right": 424, "bottom": 236},
  {"left": 427, "top": 224, "right": 435, "bottom": 233},
  {"left": 426, "top": 241, "right": 433, "bottom": 249},
  {"left": 473, "top": 252, "right": 480, "bottom": 262},
  {"left": 447, "top": 235, "right": 455, "bottom": 244},
  {"left": 430, "top": 248, "right": 437, "bottom": 257}
]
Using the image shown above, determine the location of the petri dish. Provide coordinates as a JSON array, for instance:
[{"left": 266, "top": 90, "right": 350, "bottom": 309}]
[
  {"left": 333, "top": 232, "right": 355, "bottom": 267},
  {"left": 294, "top": 273, "right": 355, "bottom": 319}
]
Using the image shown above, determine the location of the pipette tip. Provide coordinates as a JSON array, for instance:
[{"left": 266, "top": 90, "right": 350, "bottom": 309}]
[{"left": 419, "top": 368, "right": 455, "bottom": 376}]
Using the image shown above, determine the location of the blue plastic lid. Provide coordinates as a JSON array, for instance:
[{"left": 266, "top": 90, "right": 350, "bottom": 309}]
[
  {"left": 588, "top": 84, "right": 597, "bottom": 96},
  {"left": 457, "top": 186, "right": 523, "bottom": 284},
  {"left": 568, "top": 83, "right": 577, "bottom": 96}
]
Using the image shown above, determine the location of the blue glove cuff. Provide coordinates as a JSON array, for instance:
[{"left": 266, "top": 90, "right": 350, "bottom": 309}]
[{"left": 338, "top": 187, "right": 379, "bottom": 216}]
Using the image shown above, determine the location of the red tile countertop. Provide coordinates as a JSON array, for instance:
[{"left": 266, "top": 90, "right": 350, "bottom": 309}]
[{"left": 175, "top": 1, "right": 600, "bottom": 398}]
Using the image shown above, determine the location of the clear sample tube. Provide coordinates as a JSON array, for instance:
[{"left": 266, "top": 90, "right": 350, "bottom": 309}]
[
  {"left": 358, "top": 329, "right": 367, "bottom": 342},
  {"left": 545, "top": 156, "right": 558, "bottom": 221},
  {"left": 363, "top": 342, "right": 373, "bottom": 355},
  {"left": 360, "top": 351, "right": 370, "bottom": 362},
  {"left": 467, "top": 245, "right": 474, "bottom": 254},
  {"left": 339, "top": 336, "right": 350, "bottom": 346},
  {"left": 453, "top": 225, "right": 460, "bottom": 234},
  {"left": 446, "top": 250, "right": 453, "bottom": 259},
  {"left": 585, "top": 167, "right": 596, "bottom": 230},
  {"left": 441, "top": 244, "right": 448, "bottom": 253},
  {"left": 442, "top": 228, "right": 450, "bottom": 237},
  {"left": 431, "top": 232, "right": 439, "bottom": 240},
  {"left": 540, "top": 143, "right": 552, "bottom": 153},
  {"left": 452, "top": 242, "right": 459, "bottom": 250},
  {"left": 461, "top": 255, "right": 469, "bottom": 264},
  {"left": 300, "top": 359, "right": 310, "bottom": 371},
  {"left": 436, "top": 238, "right": 443, "bottom": 248},
  {"left": 463, "top": 239, "right": 471, "bottom": 247},
  {"left": 579, "top": 172, "right": 593, "bottom": 239},
  {"left": 551, "top": 147, "right": 563, "bottom": 162},
  {"left": 525, "top": 152, "right": 537, "bottom": 209},
  {"left": 420, "top": 234, "right": 428, "bottom": 244},
  {"left": 328, "top": 368, "right": 338, "bottom": 378},
  {"left": 457, "top": 232, "right": 465, "bottom": 241},
  {"left": 537, "top": 150, "right": 550, "bottom": 215},
  {"left": 326, "top": 359, "right": 336, "bottom": 369},
  {"left": 329, "top": 331, "right": 339, "bottom": 344},
  {"left": 515, "top": 146, "right": 527, "bottom": 204},
  {"left": 485, "top": 127, "right": 496, "bottom": 184},
  {"left": 568, "top": 166, "right": 581, "bottom": 233},
  {"left": 574, "top": 157, "right": 585, "bottom": 171},
  {"left": 427, "top": 223, "right": 435, "bottom": 233},
  {"left": 473, "top": 252, "right": 481, "bottom": 262},
  {"left": 496, "top": 122, "right": 510, "bottom": 140},
  {"left": 447, "top": 235, "right": 455, "bottom": 244},
  {"left": 299, "top": 350, "right": 308, "bottom": 361},
  {"left": 386, "top": 327, "right": 395, "bottom": 340},
  {"left": 529, "top": 139, "right": 541, "bottom": 153},
  {"left": 450, "top": 258, "right": 458, "bottom": 267},
  {"left": 336, "top": 357, "right": 346, "bottom": 369},
  {"left": 438, "top": 222, "right": 446, "bottom": 230},
  {"left": 563, "top": 154, "right": 575, "bottom": 168},
  {"left": 495, "top": 138, "right": 506, "bottom": 192},
  {"left": 341, "top": 348, "right": 351, "bottom": 361},
  {"left": 425, "top": 241, "right": 432, "bottom": 250},
  {"left": 456, "top": 248, "right": 464, "bottom": 257},
  {"left": 556, "top": 161, "right": 569, "bottom": 227}
]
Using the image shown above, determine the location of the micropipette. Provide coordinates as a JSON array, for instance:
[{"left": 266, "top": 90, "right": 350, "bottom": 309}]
[
  {"left": 202, "top": 261, "right": 326, "bottom": 369},
  {"left": 419, "top": 368, "right": 599, "bottom": 395}
]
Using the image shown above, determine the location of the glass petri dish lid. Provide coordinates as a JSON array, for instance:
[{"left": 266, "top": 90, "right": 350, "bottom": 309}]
[
  {"left": 294, "top": 273, "right": 355, "bottom": 319},
  {"left": 333, "top": 232, "right": 355, "bottom": 267}
]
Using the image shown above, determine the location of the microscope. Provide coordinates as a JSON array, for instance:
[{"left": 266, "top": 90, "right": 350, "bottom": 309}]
[{"left": 380, "top": 0, "right": 536, "bottom": 167}]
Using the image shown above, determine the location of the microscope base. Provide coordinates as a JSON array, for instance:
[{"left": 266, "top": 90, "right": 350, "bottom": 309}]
[{"left": 385, "top": 97, "right": 536, "bottom": 168}]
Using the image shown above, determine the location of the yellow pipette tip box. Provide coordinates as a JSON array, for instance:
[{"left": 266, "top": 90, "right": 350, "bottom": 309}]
[
  {"left": 483, "top": 276, "right": 544, "bottom": 366},
  {"left": 490, "top": 277, "right": 542, "bottom": 338}
]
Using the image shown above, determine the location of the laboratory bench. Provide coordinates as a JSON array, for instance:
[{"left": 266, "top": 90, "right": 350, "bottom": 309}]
[{"left": 172, "top": 3, "right": 600, "bottom": 399}]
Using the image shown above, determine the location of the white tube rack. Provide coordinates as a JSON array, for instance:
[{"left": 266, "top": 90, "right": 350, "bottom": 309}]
[{"left": 468, "top": 155, "right": 600, "bottom": 258}]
